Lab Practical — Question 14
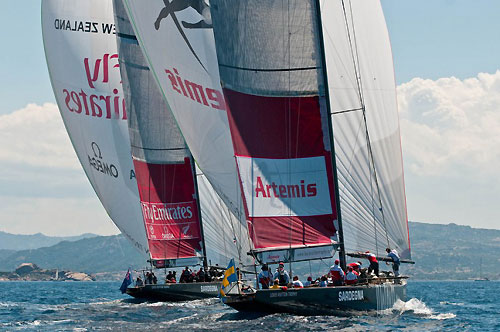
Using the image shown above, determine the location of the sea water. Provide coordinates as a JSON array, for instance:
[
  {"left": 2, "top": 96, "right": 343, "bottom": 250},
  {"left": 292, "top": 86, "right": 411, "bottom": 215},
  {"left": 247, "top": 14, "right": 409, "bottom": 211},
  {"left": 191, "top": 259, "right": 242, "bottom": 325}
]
[{"left": 0, "top": 280, "right": 498, "bottom": 331}]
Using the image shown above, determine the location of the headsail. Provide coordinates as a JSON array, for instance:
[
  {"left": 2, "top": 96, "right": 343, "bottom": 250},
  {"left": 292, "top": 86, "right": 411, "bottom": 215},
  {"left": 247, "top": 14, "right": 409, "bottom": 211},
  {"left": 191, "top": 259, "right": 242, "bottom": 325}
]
[
  {"left": 41, "top": 0, "right": 148, "bottom": 256},
  {"left": 319, "top": 0, "right": 411, "bottom": 259},
  {"left": 209, "top": 1, "right": 339, "bottom": 259},
  {"left": 113, "top": 0, "right": 252, "bottom": 267},
  {"left": 114, "top": 0, "right": 204, "bottom": 265},
  {"left": 121, "top": 0, "right": 245, "bottom": 221}
]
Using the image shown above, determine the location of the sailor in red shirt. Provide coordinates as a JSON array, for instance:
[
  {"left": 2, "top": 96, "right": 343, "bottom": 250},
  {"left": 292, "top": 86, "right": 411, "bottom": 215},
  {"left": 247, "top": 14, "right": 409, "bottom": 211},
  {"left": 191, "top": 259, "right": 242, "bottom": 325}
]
[
  {"left": 364, "top": 251, "right": 379, "bottom": 276},
  {"left": 347, "top": 261, "right": 362, "bottom": 275}
]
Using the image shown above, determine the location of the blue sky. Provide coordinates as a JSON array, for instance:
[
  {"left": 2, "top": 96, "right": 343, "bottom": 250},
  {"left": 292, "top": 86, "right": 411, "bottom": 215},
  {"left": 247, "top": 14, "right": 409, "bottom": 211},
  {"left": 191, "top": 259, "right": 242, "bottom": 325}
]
[{"left": 1, "top": 1, "right": 500, "bottom": 235}]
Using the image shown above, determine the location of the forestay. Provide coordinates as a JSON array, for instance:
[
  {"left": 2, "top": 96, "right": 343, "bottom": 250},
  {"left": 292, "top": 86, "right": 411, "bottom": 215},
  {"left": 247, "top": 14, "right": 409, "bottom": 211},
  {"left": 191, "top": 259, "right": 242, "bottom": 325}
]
[
  {"left": 41, "top": 0, "right": 148, "bottom": 257},
  {"left": 319, "top": 0, "right": 411, "bottom": 259}
]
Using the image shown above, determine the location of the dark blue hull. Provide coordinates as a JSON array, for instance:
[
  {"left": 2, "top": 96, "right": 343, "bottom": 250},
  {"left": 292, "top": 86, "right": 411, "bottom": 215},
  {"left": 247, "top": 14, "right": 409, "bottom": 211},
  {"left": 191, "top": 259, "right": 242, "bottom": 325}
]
[
  {"left": 223, "top": 282, "right": 406, "bottom": 316},
  {"left": 126, "top": 282, "right": 221, "bottom": 301}
]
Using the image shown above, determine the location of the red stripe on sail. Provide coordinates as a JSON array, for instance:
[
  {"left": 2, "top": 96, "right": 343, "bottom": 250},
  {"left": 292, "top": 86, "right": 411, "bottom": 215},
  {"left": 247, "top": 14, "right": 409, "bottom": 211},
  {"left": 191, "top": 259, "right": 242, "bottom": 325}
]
[
  {"left": 133, "top": 158, "right": 202, "bottom": 260},
  {"left": 225, "top": 89, "right": 325, "bottom": 158},
  {"left": 223, "top": 89, "right": 337, "bottom": 249}
]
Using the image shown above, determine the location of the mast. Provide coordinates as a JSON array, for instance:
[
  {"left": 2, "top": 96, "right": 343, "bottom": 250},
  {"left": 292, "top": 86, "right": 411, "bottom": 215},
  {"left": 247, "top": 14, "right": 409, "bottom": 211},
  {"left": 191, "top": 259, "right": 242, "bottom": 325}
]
[
  {"left": 192, "top": 160, "right": 208, "bottom": 270},
  {"left": 314, "top": 0, "right": 347, "bottom": 271}
]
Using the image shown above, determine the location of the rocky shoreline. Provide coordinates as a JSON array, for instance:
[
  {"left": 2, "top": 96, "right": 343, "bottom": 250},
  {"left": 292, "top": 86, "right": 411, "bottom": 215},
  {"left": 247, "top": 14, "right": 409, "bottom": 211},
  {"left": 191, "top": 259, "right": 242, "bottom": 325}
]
[{"left": 0, "top": 263, "right": 95, "bottom": 281}]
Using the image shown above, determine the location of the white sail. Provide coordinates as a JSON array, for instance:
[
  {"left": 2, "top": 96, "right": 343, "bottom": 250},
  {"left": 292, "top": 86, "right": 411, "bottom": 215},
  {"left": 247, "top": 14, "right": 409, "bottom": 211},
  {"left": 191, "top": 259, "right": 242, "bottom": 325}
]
[
  {"left": 209, "top": 0, "right": 339, "bottom": 259},
  {"left": 41, "top": 0, "right": 148, "bottom": 257},
  {"left": 320, "top": 0, "right": 411, "bottom": 259},
  {"left": 113, "top": 0, "right": 251, "bottom": 267},
  {"left": 121, "top": 0, "right": 244, "bottom": 220},
  {"left": 196, "top": 166, "right": 252, "bottom": 267}
]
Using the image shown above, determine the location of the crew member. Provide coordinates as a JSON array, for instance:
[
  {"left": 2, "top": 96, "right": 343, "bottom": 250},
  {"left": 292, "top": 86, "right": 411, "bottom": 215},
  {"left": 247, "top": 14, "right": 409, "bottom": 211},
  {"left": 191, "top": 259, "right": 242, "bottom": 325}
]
[
  {"left": 165, "top": 271, "right": 173, "bottom": 283},
  {"left": 328, "top": 259, "right": 345, "bottom": 286},
  {"left": 274, "top": 262, "right": 290, "bottom": 286},
  {"left": 258, "top": 264, "right": 273, "bottom": 289},
  {"left": 319, "top": 275, "right": 328, "bottom": 287},
  {"left": 304, "top": 276, "right": 314, "bottom": 287},
  {"left": 180, "top": 266, "right": 192, "bottom": 283},
  {"left": 345, "top": 266, "right": 358, "bottom": 285},
  {"left": 196, "top": 267, "right": 206, "bottom": 282},
  {"left": 386, "top": 247, "right": 401, "bottom": 277},
  {"left": 292, "top": 276, "right": 304, "bottom": 288},
  {"left": 364, "top": 251, "right": 379, "bottom": 276},
  {"left": 348, "top": 261, "right": 362, "bottom": 275}
]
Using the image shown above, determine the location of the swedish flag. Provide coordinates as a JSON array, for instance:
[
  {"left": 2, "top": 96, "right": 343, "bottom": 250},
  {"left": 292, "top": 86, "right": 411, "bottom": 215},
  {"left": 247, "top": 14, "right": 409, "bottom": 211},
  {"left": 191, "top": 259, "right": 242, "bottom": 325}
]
[{"left": 220, "top": 259, "right": 238, "bottom": 296}]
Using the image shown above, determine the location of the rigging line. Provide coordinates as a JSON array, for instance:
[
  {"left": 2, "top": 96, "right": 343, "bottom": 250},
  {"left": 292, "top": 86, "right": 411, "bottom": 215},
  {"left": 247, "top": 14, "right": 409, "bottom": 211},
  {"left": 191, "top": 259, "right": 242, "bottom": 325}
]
[
  {"left": 369, "top": 127, "right": 379, "bottom": 256},
  {"left": 286, "top": 0, "right": 294, "bottom": 266},
  {"left": 342, "top": 0, "right": 390, "bottom": 247},
  {"left": 364, "top": 120, "right": 390, "bottom": 248},
  {"left": 340, "top": 0, "right": 364, "bottom": 106},
  {"left": 330, "top": 107, "right": 363, "bottom": 115},
  {"left": 226, "top": 194, "right": 241, "bottom": 266},
  {"left": 338, "top": 114, "right": 364, "bottom": 199}
]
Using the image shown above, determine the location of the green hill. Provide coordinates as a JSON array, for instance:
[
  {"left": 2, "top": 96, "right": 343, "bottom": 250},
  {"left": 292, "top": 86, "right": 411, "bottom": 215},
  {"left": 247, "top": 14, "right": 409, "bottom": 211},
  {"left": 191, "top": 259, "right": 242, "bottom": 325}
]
[
  {"left": 0, "top": 234, "right": 146, "bottom": 275},
  {"left": 404, "top": 222, "right": 500, "bottom": 280}
]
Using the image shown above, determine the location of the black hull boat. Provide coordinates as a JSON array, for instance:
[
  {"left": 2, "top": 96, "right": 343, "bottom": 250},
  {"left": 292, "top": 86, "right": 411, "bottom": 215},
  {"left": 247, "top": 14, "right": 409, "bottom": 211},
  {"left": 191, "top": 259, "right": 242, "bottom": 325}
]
[
  {"left": 223, "top": 282, "right": 406, "bottom": 316},
  {"left": 126, "top": 281, "right": 221, "bottom": 301}
]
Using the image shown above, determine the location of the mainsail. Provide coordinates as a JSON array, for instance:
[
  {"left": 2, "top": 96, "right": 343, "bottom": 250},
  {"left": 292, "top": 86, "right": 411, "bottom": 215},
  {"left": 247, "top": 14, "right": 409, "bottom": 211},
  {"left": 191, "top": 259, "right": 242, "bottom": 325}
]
[
  {"left": 209, "top": 1, "right": 339, "bottom": 261},
  {"left": 113, "top": 0, "right": 251, "bottom": 267},
  {"left": 319, "top": 0, "right": 411, "bottom": 259},
  {"left": 209, "top": 0, "right": 411, "bottom": 260},
  {"left": 41, "top": 0, "right": 149, "bottom": 256}
]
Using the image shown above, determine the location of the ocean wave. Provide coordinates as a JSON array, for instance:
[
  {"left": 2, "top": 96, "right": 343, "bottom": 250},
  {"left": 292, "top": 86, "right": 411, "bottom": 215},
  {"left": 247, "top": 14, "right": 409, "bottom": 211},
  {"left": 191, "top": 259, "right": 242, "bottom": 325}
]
[
  {"left": 391, "top": 298, "right": 456, "bottom": 320},
  {"left": 439, "top": 301, "right": 465, "bottom": 306}
]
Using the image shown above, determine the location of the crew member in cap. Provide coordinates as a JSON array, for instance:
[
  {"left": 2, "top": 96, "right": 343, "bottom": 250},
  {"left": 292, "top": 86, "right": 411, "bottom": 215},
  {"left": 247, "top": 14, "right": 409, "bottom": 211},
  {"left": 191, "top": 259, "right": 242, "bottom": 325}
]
[
  {"left": 348, "top": 261, "right": 362, "bottom": 275},
  {"left": 274, "top": 262, "right": 290, "bottom": 286}
]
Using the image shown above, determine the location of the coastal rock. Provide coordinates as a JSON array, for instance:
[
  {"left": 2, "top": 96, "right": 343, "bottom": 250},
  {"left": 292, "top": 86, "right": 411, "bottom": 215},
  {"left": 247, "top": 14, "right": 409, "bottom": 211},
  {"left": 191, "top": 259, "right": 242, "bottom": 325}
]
[
  {"left": 63, "top": 271, "right": 94, "bottom": 281},
  {"left": 15, "top": 263, "right": 40, "bottom": 275},
  {"left": 0, "top": 263, "right": 95, "bottom": 281}
]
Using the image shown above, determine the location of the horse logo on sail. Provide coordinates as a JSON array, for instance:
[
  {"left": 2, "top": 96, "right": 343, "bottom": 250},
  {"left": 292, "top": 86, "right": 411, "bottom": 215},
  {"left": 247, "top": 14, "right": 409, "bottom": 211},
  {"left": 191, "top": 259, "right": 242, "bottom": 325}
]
[{"left": 154, "top": 0, "right": 211, "bottom": 72}]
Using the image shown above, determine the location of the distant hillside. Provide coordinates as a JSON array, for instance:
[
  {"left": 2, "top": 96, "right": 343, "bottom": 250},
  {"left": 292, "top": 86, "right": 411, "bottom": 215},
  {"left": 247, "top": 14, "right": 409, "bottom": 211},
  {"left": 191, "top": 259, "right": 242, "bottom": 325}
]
[
  {"left": 0, "top": 231, "right": 98, "bottom": 250},
  {"left": 0, "top": 234, "right": 146, "bottom": 275},
  {"left": 278, "top": 222, "right": 500, "bottom": 281},
  {"left": 405, "top": 222, "right": 500, "bottom": 280},
  {"left": 0, "top": 222, "right": 498, "bottom": 281}
]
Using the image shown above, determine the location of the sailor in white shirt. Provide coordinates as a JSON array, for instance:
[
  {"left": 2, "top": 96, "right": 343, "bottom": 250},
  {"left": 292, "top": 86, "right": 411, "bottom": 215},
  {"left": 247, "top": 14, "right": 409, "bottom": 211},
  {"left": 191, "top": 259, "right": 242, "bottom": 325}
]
[{"left": 292, "top": 275, "right": 303, "bottom": 288}]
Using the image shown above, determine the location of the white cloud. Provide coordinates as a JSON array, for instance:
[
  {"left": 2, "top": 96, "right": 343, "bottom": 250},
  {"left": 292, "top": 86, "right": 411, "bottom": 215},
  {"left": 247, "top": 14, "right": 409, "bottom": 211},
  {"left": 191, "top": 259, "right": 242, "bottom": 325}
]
[
  {"left": 398, "top": 71, "right": 500, "bottom": 179},
  {"left": 0, "top": 103, "right": 80, "bottom": 170},
  {"left": 0, "top": 103, "right": 118, "bottom": 235},
  {"left": 0, "top": 196, "right": 119, "bottom": 236}
]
